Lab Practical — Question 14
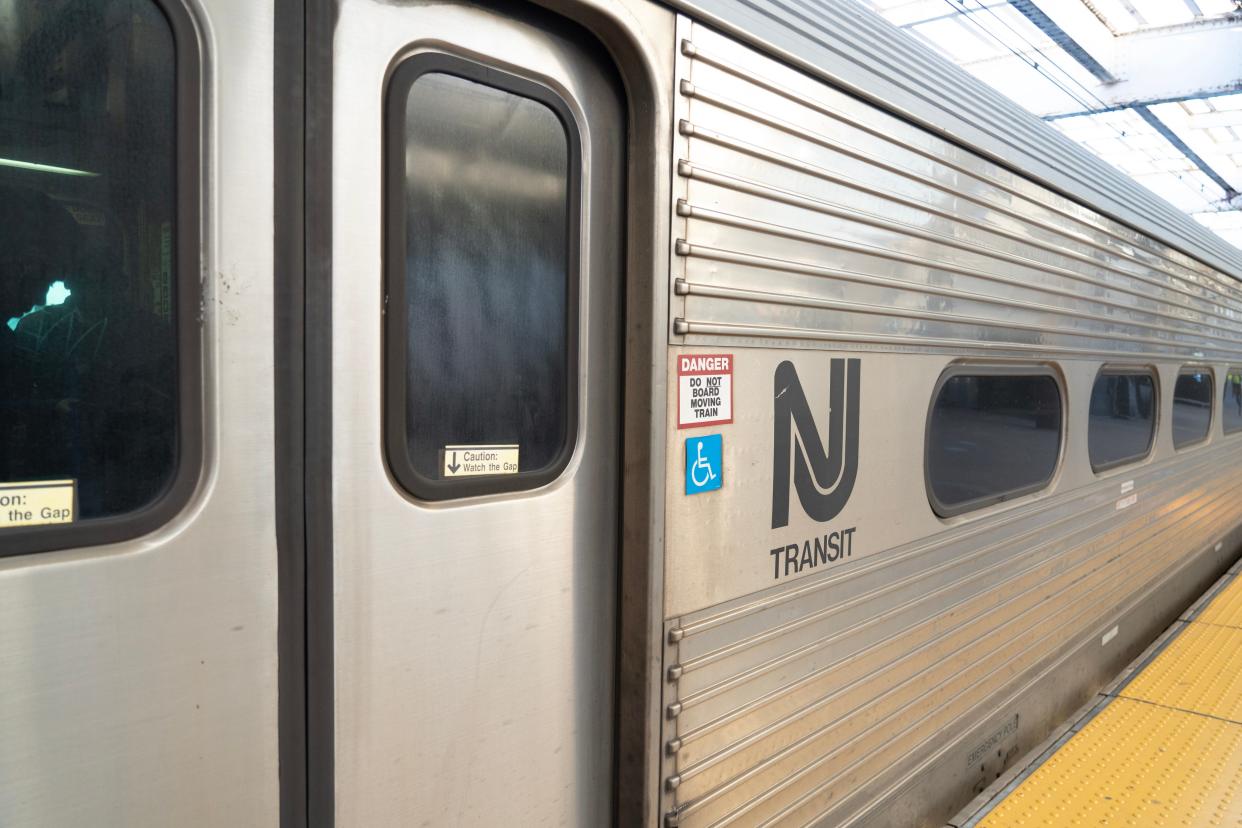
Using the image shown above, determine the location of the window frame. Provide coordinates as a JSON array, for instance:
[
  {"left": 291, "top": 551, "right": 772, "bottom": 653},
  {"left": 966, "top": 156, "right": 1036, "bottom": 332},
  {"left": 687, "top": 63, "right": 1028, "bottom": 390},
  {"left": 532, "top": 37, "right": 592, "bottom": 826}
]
[
  {"left": 1171, "top": 365, "right": 1215, "bottom": 451},
  {"left": 1222, "top": 366, "right": 1242, "bottom": 436},
  {"left": 1087, "top": 365, "right": 1159, "bottom": 474},
  {"left": 924, "top": 363, "right": 1065, "bottom": 519},
  {"left": 382, "top": 52, "right": 583, "bottom": 501},
  {"left": 1, "top": 0, "right": 202, "bottom": 559}
]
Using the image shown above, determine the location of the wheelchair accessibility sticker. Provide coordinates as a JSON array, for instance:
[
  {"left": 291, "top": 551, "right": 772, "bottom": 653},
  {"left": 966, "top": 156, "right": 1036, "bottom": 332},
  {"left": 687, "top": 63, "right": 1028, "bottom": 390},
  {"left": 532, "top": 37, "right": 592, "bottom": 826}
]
[{"left": 685, "top": 434, "right": 723, "bottom": 495}]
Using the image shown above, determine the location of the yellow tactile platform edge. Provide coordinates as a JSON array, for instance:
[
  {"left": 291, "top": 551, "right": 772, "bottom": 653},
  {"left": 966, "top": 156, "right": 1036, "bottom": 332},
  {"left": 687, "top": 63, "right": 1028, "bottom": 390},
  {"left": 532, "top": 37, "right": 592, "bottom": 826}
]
[
  {"left": 1197, "top": 577, "right": 1242, "bottom": 629},
  {"left": 979, "top": 698, "right": 1242, "bottom": 827},
  {"left": 1121, "top": 622, "right": 1242, "bottom": 722},
  {"left": 977, "top": 571, "right": 1242, "bottom": 827}
]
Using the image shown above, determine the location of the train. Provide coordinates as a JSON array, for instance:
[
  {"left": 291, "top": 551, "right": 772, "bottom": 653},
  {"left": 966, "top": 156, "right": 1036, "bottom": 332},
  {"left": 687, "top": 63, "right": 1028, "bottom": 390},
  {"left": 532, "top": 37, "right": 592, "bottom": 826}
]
[{"left": 3, "top": 0, "right": 1242, "bottom": 826}]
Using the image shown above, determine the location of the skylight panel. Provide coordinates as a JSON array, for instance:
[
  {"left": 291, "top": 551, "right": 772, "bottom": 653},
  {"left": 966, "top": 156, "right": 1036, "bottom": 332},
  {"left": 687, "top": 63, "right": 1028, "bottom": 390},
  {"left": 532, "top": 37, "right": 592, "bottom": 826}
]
[
  {"left": 873, "top": 0, "right": 949, "bottom": 26},
  {"left": 1212, "top": 94, "right": 1242, "bottom": 112},
  {"left": 1150, "top": 96, "right": 1242, "bottom": 193},
  {"left": 1181, "top": 99, "right": 1213, "bottom": 116},
  {"left": 1197, "top": 0, "right": 1238, "bottom": 14},
  {"left": 914, "top": 16, "right": 1005, "bottom": 62},
  {"left": 1128, "top": 0, "right": 1194, "bottom": 28},
  {"left": 857, "top": 0, "right": 1242, "bottom": 252},
  {"left": 1078, "top": 0, "right": 1144, "bottom": 32},
  {"left": 959, "top": 56, "right": 1092, "bottom": 113}
]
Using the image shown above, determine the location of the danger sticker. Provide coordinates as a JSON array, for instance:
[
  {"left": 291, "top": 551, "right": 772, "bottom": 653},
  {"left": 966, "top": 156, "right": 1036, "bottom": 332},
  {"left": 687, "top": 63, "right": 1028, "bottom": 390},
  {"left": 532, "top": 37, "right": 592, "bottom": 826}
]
[{"left": 678, "top": 353, "right": 733, "bottom": 428}]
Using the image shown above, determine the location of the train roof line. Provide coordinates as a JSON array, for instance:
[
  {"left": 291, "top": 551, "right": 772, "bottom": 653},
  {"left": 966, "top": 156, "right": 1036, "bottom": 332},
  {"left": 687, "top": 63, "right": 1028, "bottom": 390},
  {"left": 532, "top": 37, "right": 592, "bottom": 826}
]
[{"left": 663, "top": 0, "right": 1242, "bottom": 281}]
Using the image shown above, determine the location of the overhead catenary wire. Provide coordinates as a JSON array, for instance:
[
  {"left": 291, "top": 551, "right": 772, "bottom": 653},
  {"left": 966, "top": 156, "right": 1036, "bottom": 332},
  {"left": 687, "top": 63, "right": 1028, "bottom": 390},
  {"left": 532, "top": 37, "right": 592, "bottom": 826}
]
[{"left": 931, "top": 0, "right": 1226, "bottom": 206}]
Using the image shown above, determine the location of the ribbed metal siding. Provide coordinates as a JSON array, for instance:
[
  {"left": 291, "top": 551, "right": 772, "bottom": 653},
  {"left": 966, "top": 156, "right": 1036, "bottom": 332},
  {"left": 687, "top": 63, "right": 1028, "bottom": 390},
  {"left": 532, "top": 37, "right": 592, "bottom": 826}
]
[
  {"left": 660, "top": 21, "right": 1242, "bottom": 828},
  {"left": 671, "top": 24, "right": 1242, "bottom": 356},
  {"left": 662, "top": 455, "right": 1242, "bottom": 827},
  {"left": 663, "top": 0, "right": 1242, "bottom": 281}
]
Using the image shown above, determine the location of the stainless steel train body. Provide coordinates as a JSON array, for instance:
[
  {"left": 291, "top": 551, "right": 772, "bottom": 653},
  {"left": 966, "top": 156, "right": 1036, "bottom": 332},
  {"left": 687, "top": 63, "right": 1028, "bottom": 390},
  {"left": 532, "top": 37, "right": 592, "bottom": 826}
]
[{"left": 2, "top": 1, "right": 1241, "bottom": 826}]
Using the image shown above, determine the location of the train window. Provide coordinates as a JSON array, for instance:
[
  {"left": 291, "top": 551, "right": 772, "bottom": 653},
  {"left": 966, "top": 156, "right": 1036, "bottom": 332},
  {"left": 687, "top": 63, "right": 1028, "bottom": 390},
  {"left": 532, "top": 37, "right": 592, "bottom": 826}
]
[
  {"left": 1172, "top": 368, "right": 1213, "bottom": 449},
  {"left": 384, "top": 56, "right": 579, "bottom": 499},
  {"left": 1088, "top": 369, "right": 1156, "bottom": 472},
  {"left": 1224, "top": 369, "right": 1242, "bottom": 435},
  {"left": 0, "top": 0, "right": 192, "bottom": 544},
  {"left": 926, "top": 370, "right": 1062, "bottom": 516}
]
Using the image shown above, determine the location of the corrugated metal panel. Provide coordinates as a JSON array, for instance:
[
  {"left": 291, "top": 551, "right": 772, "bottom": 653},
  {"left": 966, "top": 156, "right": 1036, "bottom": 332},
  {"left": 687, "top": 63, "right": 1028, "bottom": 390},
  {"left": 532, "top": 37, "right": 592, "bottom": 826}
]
[
  {"left": 659, "top": 21, "right": 1242, "bottom": 828},
  {"left": 662, "top": 453, "right": 1242, "bottom": 827},
  {"left": 670, "top": 24, "right": 1242, "bottom": 356},
  {"left": 661, "top": 0, "right": 1242, "bottom": 282}
]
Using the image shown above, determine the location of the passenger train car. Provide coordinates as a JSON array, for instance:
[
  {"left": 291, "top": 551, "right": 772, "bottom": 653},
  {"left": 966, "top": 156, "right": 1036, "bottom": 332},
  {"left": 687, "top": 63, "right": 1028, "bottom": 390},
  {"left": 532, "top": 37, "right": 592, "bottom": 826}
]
[{"left": 3, "top": 0, "right": 1242, "bottom": 826}]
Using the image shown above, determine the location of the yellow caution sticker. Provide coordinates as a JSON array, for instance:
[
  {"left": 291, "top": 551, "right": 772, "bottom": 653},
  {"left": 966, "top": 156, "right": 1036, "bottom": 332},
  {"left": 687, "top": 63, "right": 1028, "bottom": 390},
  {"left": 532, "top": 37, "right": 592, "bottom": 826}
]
[{"left": 0, "top": 479, "right": 76, "bottom": 528}]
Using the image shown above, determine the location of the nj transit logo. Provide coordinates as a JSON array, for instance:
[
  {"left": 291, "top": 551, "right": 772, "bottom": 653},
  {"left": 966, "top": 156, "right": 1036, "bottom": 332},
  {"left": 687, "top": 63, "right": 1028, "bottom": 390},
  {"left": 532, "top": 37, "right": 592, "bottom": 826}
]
[{"left": 771, "top": 358, "right": 860, "bottom": 529}]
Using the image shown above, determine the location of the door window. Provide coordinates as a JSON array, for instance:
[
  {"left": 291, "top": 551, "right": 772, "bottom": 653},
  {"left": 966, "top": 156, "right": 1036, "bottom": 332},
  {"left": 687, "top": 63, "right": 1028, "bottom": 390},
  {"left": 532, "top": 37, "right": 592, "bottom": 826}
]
[
  {"left": 0, "top": 0, "right": 185, "bottom": 538},
  {"left": 385, "top": 57, "right": 579, "bottom": 499}
]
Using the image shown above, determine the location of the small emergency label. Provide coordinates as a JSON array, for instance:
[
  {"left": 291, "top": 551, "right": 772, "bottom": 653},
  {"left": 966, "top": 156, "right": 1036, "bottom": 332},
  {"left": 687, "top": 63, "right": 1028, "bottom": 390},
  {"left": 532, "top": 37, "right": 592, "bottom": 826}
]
[
  {"left": 678, "top": 353, "right": 733, "bottom": 428},
  {"left": 443, "top": 445, "right": 519, "bottom": 477},
  {"left": 0, "top": 479, "right": 75, "bottom": 528}
]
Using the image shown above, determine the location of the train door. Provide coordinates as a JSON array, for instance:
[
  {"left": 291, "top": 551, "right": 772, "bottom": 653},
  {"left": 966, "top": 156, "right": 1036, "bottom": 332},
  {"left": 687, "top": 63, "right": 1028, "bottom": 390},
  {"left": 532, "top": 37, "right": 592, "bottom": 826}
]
[
  {"left": 0, "top": 0, "right": 280, "bottom": 825},
  {"left": 322, "top": 1, "right": 625, "bottom": 824}
]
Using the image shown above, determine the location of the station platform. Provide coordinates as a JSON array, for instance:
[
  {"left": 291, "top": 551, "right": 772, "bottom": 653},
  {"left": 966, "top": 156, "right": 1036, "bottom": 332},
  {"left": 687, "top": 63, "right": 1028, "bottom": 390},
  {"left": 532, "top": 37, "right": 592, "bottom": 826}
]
[{"left": 955, "top": 559, "right": 1242, "bottom": 827}]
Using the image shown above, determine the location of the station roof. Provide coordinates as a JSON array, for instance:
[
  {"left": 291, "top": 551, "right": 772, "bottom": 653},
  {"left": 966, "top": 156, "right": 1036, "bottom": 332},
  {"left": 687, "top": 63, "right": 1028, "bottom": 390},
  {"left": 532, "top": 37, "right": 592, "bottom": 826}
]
[{"left": 860, "top": 0, "right": 1242, "bottom": 251}]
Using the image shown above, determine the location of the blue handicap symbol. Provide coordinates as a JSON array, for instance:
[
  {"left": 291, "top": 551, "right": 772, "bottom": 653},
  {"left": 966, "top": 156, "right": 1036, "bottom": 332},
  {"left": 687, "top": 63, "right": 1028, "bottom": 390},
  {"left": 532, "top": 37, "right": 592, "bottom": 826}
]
[{"left": 685, "top": 434, "right": 723, "bottom": 495}]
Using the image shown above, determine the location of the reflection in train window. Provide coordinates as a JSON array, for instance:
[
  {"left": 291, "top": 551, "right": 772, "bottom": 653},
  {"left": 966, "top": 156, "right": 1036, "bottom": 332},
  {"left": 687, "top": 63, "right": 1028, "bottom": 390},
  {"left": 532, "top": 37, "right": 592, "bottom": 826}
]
[
  {"left": 1172, "top": 369, "right": 1213, "bottom": 449},
  {"left": 927, "top": 371, "right": 1062, "bottom": 516},
  {"left": 0, "top": 1, "right": 178, "bottom": 524},
  {"left": 1224, "top": 369, "right": 1242, "bottom": 435},
  {"left": 1088, "top": 370, "right": 1156, "bottom": 472},
  {"left": 385, "top": 60, "right": 577, "bottom": 499}
]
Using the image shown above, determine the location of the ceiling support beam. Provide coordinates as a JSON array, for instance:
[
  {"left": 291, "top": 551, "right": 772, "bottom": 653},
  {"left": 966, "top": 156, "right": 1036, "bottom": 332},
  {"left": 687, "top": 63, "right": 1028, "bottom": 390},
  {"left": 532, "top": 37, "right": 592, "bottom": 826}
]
[
  {"left": 1006, "top": 0, "right": 1116, "bottom": 81},
  {"left": 1001, "top": 0, "right": 1240, "bottom": 204},
  {"left": 1096, "top": 21, "right": 1242, "bottom": 113},
  {"left": 1043, "top": 86, "right": 1242, "bottom": 119},
  {"left": 1132, "top": 105, "right": 1240, "bottom": 201},
  {"left": 1018, "top": 12, "right": 1242, "bottom": 117}
]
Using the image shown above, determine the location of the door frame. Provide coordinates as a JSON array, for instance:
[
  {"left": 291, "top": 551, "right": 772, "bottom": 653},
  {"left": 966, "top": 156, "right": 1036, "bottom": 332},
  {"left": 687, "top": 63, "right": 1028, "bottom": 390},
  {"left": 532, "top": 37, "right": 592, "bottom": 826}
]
[
  {"left": 272, "top": 0, "right": 332, "bottom": 825},
  {"left": 273, "top": 1, "right": 675, "bottom": 825}
]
